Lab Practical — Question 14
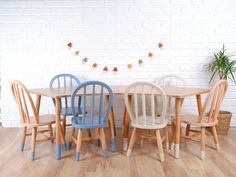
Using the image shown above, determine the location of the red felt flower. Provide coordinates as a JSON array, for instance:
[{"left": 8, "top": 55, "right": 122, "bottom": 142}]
[
  {"left": 113, "top": 67, "right": 118, "bottom": 72},
  {"left": 158, "top": 42, "right": 163, "bottom": 49},
  {"left": 103, "top": 66, "right": 108, "bottom": 72},
  {"left": 67, "top": 42, "right": 72, "bottom": 49}
]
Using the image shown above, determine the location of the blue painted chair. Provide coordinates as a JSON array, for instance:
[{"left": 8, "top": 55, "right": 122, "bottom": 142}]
[
  {"left": 50, "top": 73, "right": 81, "bottom": 137},
  {"left": 68, "top": 81, "right": 113, "bottom": 160}
]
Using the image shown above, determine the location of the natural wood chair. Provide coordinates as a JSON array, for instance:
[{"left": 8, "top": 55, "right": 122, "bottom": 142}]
[
  {"left": 124, "top": 81, "right": 168, "bottom": 162},
  {"left": 11, "top": 80, "right": 57, "bottom": 160},
  {"left": 155, "top": 74, "right": 186, "bottom": 150},
  {"left": 173, "top": 80, "right": 228, "bottom": 160}
]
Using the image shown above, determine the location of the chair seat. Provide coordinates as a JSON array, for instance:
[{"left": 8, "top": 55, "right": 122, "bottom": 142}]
[
  {"left": 174, "top": 114, "right": 218, "bottom": 127},
  {"left": 23, "top": 114, "right": 56, "bottom": 127},
  {"left": 61, "top": 107, "right": 81, "bottom": 117},
  {"left": 131, "top": 116, "right": 168, "bottom": 129},
  {"left": 71, "top": 117, "right": 106, "bottom": 129}
]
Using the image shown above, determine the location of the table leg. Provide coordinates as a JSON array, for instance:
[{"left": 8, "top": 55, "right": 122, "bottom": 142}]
[
  {"left": 55, "top": 97, "right": 67, "bottom": 159},
  {"left": 174, "top": 97, "right": 182, "bottom": 158},
  {"left": 105, "top": 95, "right": 116, "bottom": 152},
  {"left": 122, "top": 95, "right": 132, "bottom": 151},
  {"left": 196, "top": 95, "right": 203, "bottom": 115}
]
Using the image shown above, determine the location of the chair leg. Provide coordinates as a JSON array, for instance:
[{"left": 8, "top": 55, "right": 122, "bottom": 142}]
[
  {"left": 186, "top": 124, "right": 191, "bottom": 136},
  {"left": 68, "top": 127, "right": 75, "bottom": 150},
  {"left": 48, "top": 124, "right": 54, "bottom": 143},
  {"left": 212, "top": 126, "right": 220, "bottom": 150},
  {"left": 20, "top": 127, "right": 27, "bottom": 151},
  {"left": 62, "top": 116, "right": 66, "bottom": 137},
  {"left": 170, "top": 119, "right": 175, "bottom": 150},
  {"left": 156, "top": 129, "right": 164, "bottom": 162},
  {"left": 164, "top": 126, "right": 169, "bottom": 150},
  {"left": 200, "top": 127, "right": 206, "bottom": 160},
  {"left": 87, "top": 129, "right": 92, "bottom": 137},
  {"left": 127, "top": 128, "right": 137, "bottom": 157},
  {"left": 75, "top": 128, "right": 82, "bottom": 161},
  {"left": 99, "top": 128, "right": 108, "bottom": 158},
  {"left": 31, "top": 127, "right": 37, "bottom": 160}
]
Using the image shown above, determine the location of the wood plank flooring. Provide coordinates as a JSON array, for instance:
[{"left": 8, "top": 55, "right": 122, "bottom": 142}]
[{"left": 0, "top": 128, "right": 236, "bottom": 177}]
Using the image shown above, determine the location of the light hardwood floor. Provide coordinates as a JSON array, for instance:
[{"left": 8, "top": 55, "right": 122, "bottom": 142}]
[{"left": 0, "top": 128, "right": 236, "bottom": 177}]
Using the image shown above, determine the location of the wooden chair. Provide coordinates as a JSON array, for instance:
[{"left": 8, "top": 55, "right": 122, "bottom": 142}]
[
  {"left": 68, "top": 81, "right": 113, "bottom": 160},
  {"left": 50, "top": 73, "right": 81, "bottom": 136},
  {"left": 156, "top": 74, "right": 186, "bottom": 117},
  {"left": 155, "top": 74, "right": 186, "bottom": 150},
  {"left": 124, "top": 81, "right": 168, "bottom": 162},
  {"left": 11, "top": 80, "right": 56, "bottom": 160},
  {"left": 173, "top": 80, "right": 228, "bottom": 160}
]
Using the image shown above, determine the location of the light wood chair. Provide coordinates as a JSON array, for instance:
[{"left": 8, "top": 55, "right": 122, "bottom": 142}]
[
  {"left": 173, "top": 80, "right": 228, "bottom": 160},
  {"left": 11, "top": 80, "right": 57, "bottom": 160},
  {"left": 124, "top": 81, "right": 168, "bottom": 162},
  {"left": 155, "top": 74, "right": 186, "bottom": 150}
]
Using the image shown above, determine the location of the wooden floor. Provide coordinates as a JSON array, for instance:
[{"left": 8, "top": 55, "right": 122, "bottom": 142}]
[{"left": 1, "top": 128, "right": 236, "bottom": 177}]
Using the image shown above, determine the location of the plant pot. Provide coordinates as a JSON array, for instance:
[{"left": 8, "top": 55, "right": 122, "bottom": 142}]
[{"left": 216, "top": 111, "right": 232, "bottom": 135}]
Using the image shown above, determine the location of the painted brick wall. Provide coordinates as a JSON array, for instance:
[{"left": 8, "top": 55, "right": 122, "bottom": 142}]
[{"left": 1, "top": 0, "right": 236, "bottom": 127}]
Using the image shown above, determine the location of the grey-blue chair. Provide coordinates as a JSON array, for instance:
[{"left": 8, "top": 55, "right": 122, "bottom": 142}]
[
  {"left": 50, "top": 73, "right": 81, "bottom": 138},
  {"left": 68, "top": 81, "right": 113, "bottom": 160}
]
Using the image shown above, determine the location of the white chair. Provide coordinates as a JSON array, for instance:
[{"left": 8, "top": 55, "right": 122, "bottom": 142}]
[
  {"left": 124, "top": 81, "right": 168, "bottom": 162},
  {"left": 155, "top": 74, "right": 186, "bottom": 150}
]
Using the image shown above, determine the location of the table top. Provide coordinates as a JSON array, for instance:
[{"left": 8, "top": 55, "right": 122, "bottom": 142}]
[{"left": 29, "top": 85, "right": 210, "bottom": 98}]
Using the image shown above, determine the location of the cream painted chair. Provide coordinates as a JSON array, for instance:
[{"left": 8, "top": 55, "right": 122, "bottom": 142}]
[
  {"left": 124, "top": 81, "right": 168, "bottom": 162},
  {"left": 155, "top": 74, "right": 186, "bottom": 150},
  {"left": 173, "top": 80, "right": 228, "bottom": 160}
]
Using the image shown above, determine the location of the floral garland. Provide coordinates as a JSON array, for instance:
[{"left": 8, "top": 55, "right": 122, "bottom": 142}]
[{"left": 67, "top": 41, "right": 163, "bottom": 73}]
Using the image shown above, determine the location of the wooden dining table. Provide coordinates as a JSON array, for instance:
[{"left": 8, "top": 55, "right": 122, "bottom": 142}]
[{"left": 29, "top": 85, "right": 209, "bottom": 159}]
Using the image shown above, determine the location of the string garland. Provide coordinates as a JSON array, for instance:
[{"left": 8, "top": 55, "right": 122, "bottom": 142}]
[{"left": 67, "top": 41, "right": 163, "bottom": 73}]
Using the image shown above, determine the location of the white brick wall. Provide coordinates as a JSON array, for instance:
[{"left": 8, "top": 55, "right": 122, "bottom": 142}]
[{"left": 1, "top": 0, "right": 236, "bottom": 127}]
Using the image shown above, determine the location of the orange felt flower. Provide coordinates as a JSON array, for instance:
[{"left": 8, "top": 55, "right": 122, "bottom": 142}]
[
  {"left": 67, "top": 42, "right": 72, "bottom": 49},
  {"left": 128, "top": 64, "right": 133, "bottom": 70},
  {"left": 92, "top": 63, "right": 98, "bottom": 69},
  {"left": 74, "top": 50, "right": 80, "bottom": 56},
  {"left": 148, "top": 52, "right": 153, "bottom": 58},
  {"left": 103, "top": 66, "right": 108, "bottom": 72}
]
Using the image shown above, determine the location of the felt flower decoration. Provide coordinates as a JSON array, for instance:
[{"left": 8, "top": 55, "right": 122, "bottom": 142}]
[
  {"left": 67, "top": 42, "right": 72, "bottom": 49},
  {"left": 113, "top": 67, "right": 118, "bottom": 73},
  {"left": 103, "top": 66, "right": 108, "bottom": 72},
  {"left": 128, "top": 64, "right": 133, "bottom": 70},
  {"left": 74, "top": 50, "right": 80, "bottom": 56},
  {"left": 158, "top": 42, "right": 163, "bottom": 49},
  {"left": 138, "top": 59, "right": 143, "bottom": 66},
  {"left": 82, "top": 57, "right": 88, "bottom": 64},
  {"left": 148, "top": 52, "right": 153, "bottom": 58},
  {"left": 92, "top": 63, "right": 98, "bottom": 69}
]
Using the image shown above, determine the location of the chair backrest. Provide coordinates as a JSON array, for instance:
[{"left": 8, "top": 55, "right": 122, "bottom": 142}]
[
  {"left": 157, "top": 74, "right": 186, "bottom": 87},
  {"left": 71, "top": 81, "right": 113, "bottom": 127},
  {"left": 49, "top": 73, "right": 81, "bottom": 110},
  {"left": 124, "top": 81, "right": 167, "bottom": 126},
  {"left": 11, "top": 80, "right": 38, "bottom": 125},
  {"left": 156, "top": 74, "right": 186, "bottom": 114},
  {"left": 200, "top": 80, "right": 228, "bottom": 124}
]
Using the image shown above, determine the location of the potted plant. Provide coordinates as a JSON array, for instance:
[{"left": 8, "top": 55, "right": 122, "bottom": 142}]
[{"left": 206, "top": 45, "right": 236, "bottom": 135}]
